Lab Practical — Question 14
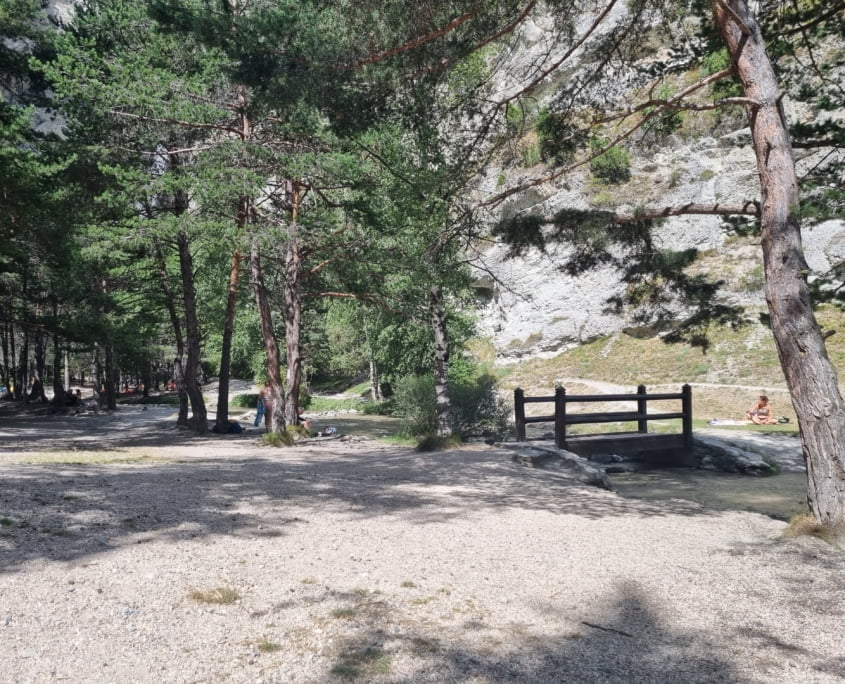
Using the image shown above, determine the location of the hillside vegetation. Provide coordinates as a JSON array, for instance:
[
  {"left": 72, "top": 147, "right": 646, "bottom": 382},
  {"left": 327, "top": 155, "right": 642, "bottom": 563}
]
[{"left": 492, "top": 304, "right": 845, "bottom": 424}]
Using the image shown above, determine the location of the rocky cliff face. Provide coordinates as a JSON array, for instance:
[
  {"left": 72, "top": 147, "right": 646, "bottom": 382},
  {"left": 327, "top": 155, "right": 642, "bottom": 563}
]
[{"left": 470, "top": 15, "right": 844, "bottom": 363}]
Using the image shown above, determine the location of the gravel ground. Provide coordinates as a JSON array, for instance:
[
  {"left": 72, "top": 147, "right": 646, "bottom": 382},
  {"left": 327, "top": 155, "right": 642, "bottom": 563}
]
[{"left": 1, "top": 405, "right": 844, "bottom": 683}]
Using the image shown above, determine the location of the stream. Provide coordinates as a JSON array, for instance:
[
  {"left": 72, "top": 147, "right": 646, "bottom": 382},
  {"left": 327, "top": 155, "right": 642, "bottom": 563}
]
[{"left": 610, "top": 468, "right": 807, "bottom": 521}]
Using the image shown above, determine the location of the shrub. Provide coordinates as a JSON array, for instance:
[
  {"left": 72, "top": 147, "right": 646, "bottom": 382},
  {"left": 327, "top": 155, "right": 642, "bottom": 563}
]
[
  {"left": 701, "top": 49, "right": 743, "bottom": 99},
  {"left": 643, "top": 84, "right": 683, "bottom": 137},
  {"left": 392, "top": 375, "right": 437, "bottom": 437},
  {"left": 535, "top": 108, "right": 585, "bottom": 164},
  {"left": 232, "top": 393, "right": 258, "bottom": 408},
  {"left": 391, "top": 363, "right": 510, "bottom": 442},
  {"left": 521, "top": 143, "right": 541, "bottom": 167},
  {"left": 590, "top": 136, "right": 631, "bottom": 184}
]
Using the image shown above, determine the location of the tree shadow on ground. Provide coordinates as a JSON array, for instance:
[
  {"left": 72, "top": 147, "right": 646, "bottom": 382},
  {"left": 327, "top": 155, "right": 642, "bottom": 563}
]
[
  {"left": 315, "top": 581, "right": 742, "bottom": 682},
  {"left": 0, "top": 406, "right": 772, "bottom": 570},
  {"left": 0, "top": 442, "right": 719, "bottom": 570}
]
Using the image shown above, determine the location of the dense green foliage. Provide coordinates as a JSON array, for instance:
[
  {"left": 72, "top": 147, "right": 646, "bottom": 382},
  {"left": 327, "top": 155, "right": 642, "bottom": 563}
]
[{"left": 388, "top": 361, "right": 510, "bottom": 441}]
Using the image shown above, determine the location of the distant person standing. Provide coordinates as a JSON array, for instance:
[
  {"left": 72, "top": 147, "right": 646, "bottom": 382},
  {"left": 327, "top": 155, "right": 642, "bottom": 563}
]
[
  {"left": 256, "top": 382, "right": 272, "bottom": 428},
  {"left": 746, "top": 395, "right": 778, "bottom": 425}
]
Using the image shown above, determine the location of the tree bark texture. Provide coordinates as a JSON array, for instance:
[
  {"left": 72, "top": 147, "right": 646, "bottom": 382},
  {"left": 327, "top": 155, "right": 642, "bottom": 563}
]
[
  {"left": 1, "top": 321, "right": 10, "bottom": 391},
  {"left": 177, "top": 230, "right": 207, "bottom": 433},
  {"left": 104, "top": 343, "right": 116, "bottom": 410},
  {"left": 430, "top": 285, "right": 453, "bottom": 437},
  {"left": 250, "top": 236, "right": 285, "bottom": 432},
  {"left": 152, "top": 239, "right": 188, "bottom": 425},
  {"left": 215, "top": 89, "right": 252, "bottom": 429},
  {"left": 714, "top": 0, "right": 845, "bottom": 528},
  {"left": 215, "top": 247, "right": 241, "bottom": 428},
  {"left": 51, "top": 327, "right": 64, "bottom": 409},
  {"left": 283, "top": 181, "right": 304, "bottom": 428}
]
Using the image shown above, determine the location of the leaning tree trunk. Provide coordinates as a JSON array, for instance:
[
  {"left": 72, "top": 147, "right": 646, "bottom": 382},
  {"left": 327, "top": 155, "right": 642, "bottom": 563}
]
[
  {"left": 430, "top": 285, "right": 453, "bottom": 437},
  {"left": 715, "top": 0, "right": 845, "bottom": 531},
  {"left": 250, "top": 236, "right": 285, "bottom": 433}
]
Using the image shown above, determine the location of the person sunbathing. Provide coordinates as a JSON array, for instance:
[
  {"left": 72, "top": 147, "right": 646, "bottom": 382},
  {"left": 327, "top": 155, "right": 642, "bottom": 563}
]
[{"left": 746, "top": 395, "right": 778, "bottom": 425}]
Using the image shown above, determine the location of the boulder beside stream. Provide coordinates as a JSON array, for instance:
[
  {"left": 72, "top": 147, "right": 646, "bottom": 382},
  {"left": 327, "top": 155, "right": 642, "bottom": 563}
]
[{"left": 504, "top": 442, "right": 613, "bottom": 490}]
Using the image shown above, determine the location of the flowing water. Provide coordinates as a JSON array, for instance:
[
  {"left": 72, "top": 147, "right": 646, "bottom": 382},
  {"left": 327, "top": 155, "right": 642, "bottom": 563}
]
[{"left": 610, "top": 468, "right": 808, "bottom": 521}]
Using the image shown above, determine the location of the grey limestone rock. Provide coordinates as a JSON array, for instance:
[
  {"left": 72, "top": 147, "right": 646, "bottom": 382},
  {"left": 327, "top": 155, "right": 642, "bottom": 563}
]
[{"left": 508, "top": 442, "right": 613, "bottom": 489}]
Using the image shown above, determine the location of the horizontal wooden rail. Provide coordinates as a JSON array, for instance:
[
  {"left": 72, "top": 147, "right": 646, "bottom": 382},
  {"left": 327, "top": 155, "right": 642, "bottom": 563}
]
[{"left": 513, "top": 384, "right": 693, "bottom": 460}]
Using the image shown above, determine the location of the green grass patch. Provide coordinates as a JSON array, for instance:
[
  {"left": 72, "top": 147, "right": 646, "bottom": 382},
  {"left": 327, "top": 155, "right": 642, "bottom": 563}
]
[
  {"left": 256, "top": 638, "right": 283, "bottom": 653},
  {"left": 307, "top": 395, "right": 367, "bottom": 412},
  {"left": 261, "top": 431, "right": 295, "bottom": 447},
  {"left": 188, "top": 586, "right": 241, "bottom": 604},
  {"left": 416, "top": 434, "right": 463, "bottom": 451},
  {"left": 330, "top": 647, "right": 392, "bottom": 679},
  {"left": 331, "top": 607, "right": 358, "bottom": 619},
  {"left": 231, "top": 393, "right": 258, "bottom": 408}
]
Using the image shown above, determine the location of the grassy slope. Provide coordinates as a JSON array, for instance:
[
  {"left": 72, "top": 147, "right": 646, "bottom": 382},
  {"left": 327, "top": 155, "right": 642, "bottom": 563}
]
[{"left": 490, "top": 304, "right": 845, "bottom": 425}]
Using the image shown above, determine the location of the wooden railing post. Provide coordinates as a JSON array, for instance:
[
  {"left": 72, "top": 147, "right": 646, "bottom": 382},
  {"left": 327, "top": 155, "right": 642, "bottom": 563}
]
[
  {"left": 555, "top": 386, "right": 567, "bottom": 449},
  {"left": 682, "top": 383, "right": 693, "bottom": 448},
  {"left": 514, "top": 388, "right": 526, "bottom": 442},
  {"left": 637, "top": 384, "right": 648, "bottom": 434}
]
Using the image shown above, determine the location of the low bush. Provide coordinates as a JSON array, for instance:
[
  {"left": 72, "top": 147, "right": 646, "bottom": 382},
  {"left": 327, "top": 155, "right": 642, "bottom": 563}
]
[
  {"left": 536, "top": 108, "right": 585, "bottom": 164},
  {"left": 590, "top": 136, "right": 631, "bottom": 184},
  {"left": 232, "top": 393, "right": 258, "bottom": 408},
  {"left": 391, "top": 363, "right": 511, "bottom": 442}
]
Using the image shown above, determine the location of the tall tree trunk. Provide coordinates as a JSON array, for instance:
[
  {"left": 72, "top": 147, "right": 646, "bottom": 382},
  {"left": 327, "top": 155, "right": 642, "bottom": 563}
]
[
  {"left": 250, "top": 236, "right": 285, "bottom": 432},
  {"left": 283, "top": 181, "right": 304, "bottom": 427},
  {"left": 92, "top": 343, "right": 101, "bottom": 404},
  {"left": 430, "top": 285, "right": 453, "bottom": 437},
  {"left": 177, "top": 229, "right": 207, "bottom": 433},
  {"left": 18, "top": 328, "right": 29, "bottom": 403},
  {"left": 715, "top": 0, "right": 845, "bottom": 532},
  {"left": 215, "top": 89, "right": 252, "bottom": 429},
  {"left": 152, "top": 239, "right": 189, "bottom": 425},
  {"left": 1, "top": 319, "right": 9, "bottom": 391},
  {"left": 52, "top": 323, "right": 65, "bottom": 409},
  {"left": 363, "top": 313, "right": 382, "bottom": 401},
  {"left": 104, "top": 343, "right": 116, "bottom": 410},
  {"left": 63, "top": 348, "right": 70, "bottom": 390},
  {"left": 31, "top": 329, "right": 47, "bottom": 403},
  {"left": 215, "top": 246, "right": 241, "bottom": 428},
  {"left": 9, "top": 321, "right": 18, "bottom": 400},
  {"left": 34, "top": 328, "right": 47, "bottom": 395}
]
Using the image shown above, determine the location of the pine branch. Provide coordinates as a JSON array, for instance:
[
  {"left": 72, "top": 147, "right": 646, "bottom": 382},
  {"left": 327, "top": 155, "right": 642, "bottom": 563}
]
[
  {"left": 350, "top": 8, "right": 482, "bottom": 68},
  {"left": 108, "top": 108, "right": 241, "bottom": 136},
  {"left": 610, "top": 202, "right": 759, "bottom": 222}
]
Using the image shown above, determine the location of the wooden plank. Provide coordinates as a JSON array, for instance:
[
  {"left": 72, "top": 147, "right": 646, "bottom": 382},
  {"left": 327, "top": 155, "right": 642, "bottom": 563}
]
[
  {"left": 564, "top": 411, "right": 685, "bottom": 425},
  {"left": 561, "top": 392, "right": 683, "bottom": 402}
]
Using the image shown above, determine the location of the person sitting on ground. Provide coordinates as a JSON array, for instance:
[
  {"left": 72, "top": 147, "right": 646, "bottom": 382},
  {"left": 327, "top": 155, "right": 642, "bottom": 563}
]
[
  {"left": 746, "top": 395, "right": 778, "bottom": 425},
  {"left": 296, "top": 407, "right": 313, "bottom": 432}
]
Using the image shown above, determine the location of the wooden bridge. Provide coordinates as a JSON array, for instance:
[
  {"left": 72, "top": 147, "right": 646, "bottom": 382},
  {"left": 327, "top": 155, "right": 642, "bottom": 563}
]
[{"left": 513, "top": 384, "right": 694, "bottom": 466}]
